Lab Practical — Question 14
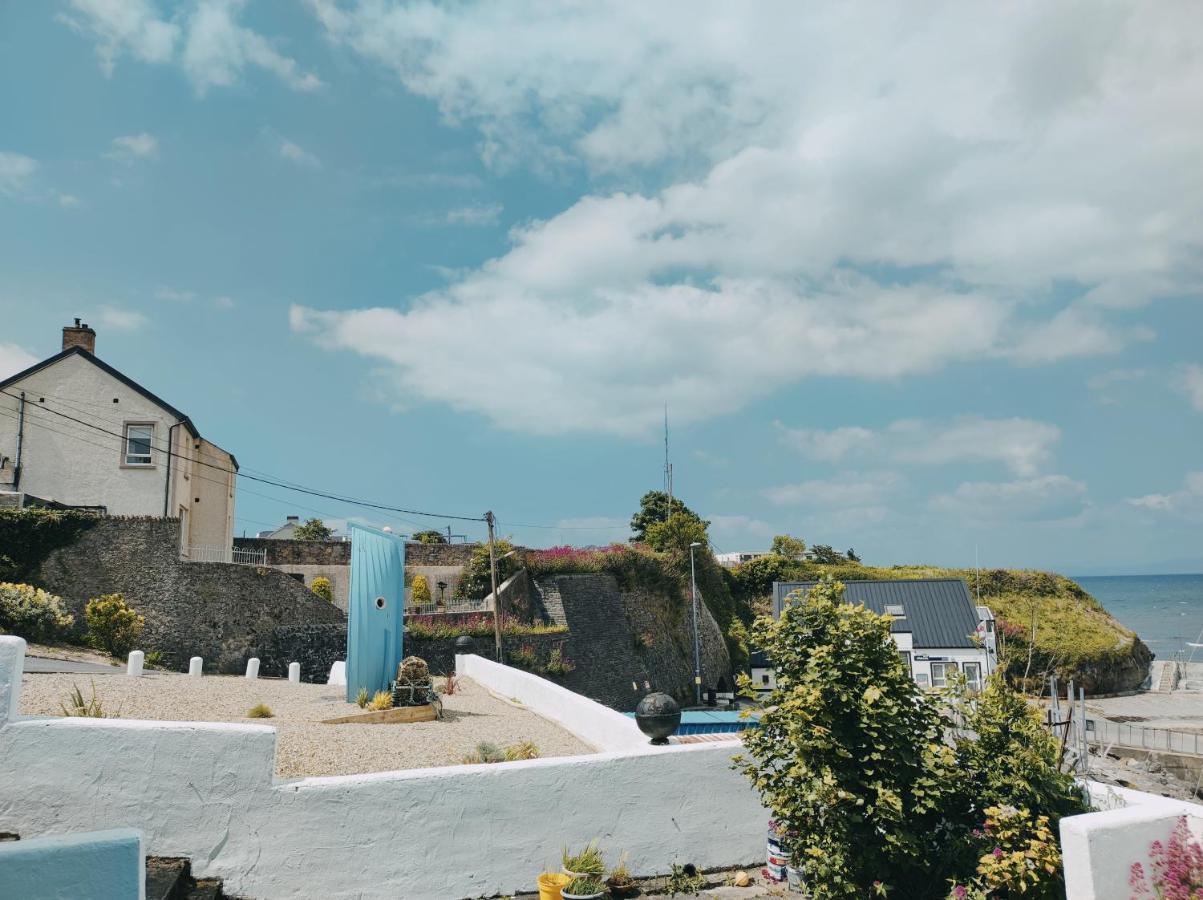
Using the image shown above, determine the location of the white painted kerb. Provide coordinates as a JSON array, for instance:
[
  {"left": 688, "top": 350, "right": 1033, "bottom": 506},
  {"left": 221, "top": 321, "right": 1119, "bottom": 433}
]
[{"left": 458, "top": 652, "right": 648, "bottom": 752}]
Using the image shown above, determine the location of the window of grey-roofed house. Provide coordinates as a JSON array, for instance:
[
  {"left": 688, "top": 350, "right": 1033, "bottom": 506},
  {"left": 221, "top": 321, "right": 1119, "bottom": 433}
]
[
  {"left": 885, "top": 604, "right": 904, "bottom": 617},
  {"left": 123, "top": 423, "right": 154, "bottom": 466}
]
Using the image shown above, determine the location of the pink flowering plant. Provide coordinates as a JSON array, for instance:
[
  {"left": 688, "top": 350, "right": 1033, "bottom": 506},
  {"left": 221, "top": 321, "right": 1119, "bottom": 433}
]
[{"left": 1129, "top": 816, "right": 1203, "bottom": 899}]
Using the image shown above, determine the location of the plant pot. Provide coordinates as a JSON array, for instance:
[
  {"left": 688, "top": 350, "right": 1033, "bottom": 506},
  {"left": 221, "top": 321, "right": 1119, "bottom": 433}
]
[
  {"left": 561, "top": 891, "right": 606, "bottom": 900},
  {"left": 606, "top": 878, "right": 640, "bottom": 898},
  {"left": 537, "top": 872, "right": 570, "bottom": 900}
]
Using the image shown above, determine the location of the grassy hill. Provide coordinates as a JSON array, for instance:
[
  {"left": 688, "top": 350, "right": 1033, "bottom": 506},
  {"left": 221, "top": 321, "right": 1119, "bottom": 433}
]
[{"left": 725, "top": 558, "right": 1151, "bottom": 695}]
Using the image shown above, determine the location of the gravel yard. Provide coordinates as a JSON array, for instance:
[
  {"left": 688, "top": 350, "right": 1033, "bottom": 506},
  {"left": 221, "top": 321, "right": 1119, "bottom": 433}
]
[{"left": 19, "top": 671, "right": 594, "bottom": 778}]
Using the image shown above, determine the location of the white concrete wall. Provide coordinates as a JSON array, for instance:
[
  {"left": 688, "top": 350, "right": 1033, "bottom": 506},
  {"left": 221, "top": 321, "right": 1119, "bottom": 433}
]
[
  {"left": 184, "top": 437, "right": 235, "bottom": 550},
  {"left": 459, "top": 652, "right": 652, "bottom": 753},
  {"left": 1060, "top": 780, "right": 1203, "bottom": 899},
  {"left": 0, "top": 638, "right": 766, "bottom": 899}
]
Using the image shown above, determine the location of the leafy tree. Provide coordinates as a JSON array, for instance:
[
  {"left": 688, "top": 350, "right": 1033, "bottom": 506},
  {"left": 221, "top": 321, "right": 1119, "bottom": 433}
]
[
  {"left": 411, "top": 574, "right": 432, "bottom": 606},
  {"left": 737, "top": 578, "right": 957, "bottom": 897},
  {"left": 644, "top": 511, "right": 709, "bottom": 555},
  {"left": 629, "top": 491, "right": 708, "bottom": 542},
  {"left": 456, "top": 540, "right": 519, "bottom": 600},
  {"left": 292, "top": 518, "right": 333, "bottom": 541},
  {"left": 729, "top": 553, "right": 799, "bottom": 600},
  {"left": 770, "top": 534, "right": 807, "bottom": 559},
  {"left": 412, "top": 529, "right": 447, "bottom": 544},
  {"left": 807, "top": 543, "right": 845, "bottom": 565},
  {"left": 310, "top": 576, "right": 334, "bottom": 603},
  {"left": 846, "top": 548, "right": 861, "bottom": 563}
]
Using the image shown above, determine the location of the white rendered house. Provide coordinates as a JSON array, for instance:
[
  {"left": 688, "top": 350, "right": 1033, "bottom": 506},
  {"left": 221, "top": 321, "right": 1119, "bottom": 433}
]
[
  {"left": 770, "top": 578, "right": 997, "bottom": 690},
  {"left": 0, "top": 320, "right": 238, "bottom": 553}
]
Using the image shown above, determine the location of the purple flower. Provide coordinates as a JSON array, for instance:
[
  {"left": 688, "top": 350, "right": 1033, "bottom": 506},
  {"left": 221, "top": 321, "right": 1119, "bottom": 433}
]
[
  {"left": 953, "top": 886, "right": 967, "bottom": 900},
  {"left": 992, "top": 847, "right": 1004, "bottom": 859}
]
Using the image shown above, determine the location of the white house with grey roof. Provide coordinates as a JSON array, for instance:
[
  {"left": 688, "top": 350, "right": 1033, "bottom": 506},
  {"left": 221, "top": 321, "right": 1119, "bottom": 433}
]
[{"left": 771, "top": 578, "right": 996, "bottom": 691}]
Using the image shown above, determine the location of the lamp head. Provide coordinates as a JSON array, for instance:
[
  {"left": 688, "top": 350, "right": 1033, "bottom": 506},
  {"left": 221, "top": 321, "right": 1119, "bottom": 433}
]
[{"left": 689, "top": 542, "right": 703, "bottom": 548}]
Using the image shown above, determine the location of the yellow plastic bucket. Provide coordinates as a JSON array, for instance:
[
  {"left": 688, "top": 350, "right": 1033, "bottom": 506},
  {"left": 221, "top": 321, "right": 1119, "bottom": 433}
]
[{"left": 537, "top": 872, "right": 571, "bottom": 900}]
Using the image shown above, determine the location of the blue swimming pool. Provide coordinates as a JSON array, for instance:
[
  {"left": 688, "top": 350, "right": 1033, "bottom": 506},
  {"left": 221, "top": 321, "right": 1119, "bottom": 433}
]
[{"left": 625, "top": 709, "right": 759, "bottom": 735}]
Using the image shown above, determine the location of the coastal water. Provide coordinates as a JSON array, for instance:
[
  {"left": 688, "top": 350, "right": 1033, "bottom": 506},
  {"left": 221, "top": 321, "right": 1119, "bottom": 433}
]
[{"left": 1075, "top": 573, "right": 1203, "bottom": 660}]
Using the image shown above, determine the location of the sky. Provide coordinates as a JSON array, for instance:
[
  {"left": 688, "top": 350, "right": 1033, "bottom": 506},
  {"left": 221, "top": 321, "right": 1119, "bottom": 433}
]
[{"left": 1, "top": 1, "right": 1201, "bottom": 575}]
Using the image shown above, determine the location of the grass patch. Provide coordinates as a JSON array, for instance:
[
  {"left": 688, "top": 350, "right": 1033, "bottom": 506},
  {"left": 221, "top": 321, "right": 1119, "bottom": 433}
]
[{"left": 246, "top": 703, "right": 274, "bottom": 719}]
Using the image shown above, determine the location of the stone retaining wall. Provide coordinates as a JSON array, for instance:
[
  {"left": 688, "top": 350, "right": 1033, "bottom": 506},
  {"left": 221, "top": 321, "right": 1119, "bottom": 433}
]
[{"left": 36, "top": 518, "right": 341, "bottom": 673}]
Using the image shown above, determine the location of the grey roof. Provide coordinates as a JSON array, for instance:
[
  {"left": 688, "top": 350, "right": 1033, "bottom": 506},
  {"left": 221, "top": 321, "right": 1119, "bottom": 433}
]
[{"left": 772, "top": 578, "right": 980, "bottom": 649}]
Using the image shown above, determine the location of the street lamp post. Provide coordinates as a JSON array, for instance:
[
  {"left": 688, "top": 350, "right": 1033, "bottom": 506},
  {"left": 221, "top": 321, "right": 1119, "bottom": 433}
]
[{"left": 689, "top": 541, "right": 703, "bottom": 705}]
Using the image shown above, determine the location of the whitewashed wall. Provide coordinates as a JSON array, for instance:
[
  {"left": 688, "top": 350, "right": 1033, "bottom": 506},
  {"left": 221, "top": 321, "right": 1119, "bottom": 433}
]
[
  {"left": 0, "top": 639, "right": 765, "bottom": 899},
  {"left": 1060, "top": 781, "right": 1203, "bottom": 899}
]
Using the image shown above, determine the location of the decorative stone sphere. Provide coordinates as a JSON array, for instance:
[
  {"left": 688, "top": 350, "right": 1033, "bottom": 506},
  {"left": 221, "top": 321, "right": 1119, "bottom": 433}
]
[
  {"left": 453, "top": 635, "right": 475, "bottom": 653},
  {"left": 635, "top": 691, "right": 681, "bottom": 745}
]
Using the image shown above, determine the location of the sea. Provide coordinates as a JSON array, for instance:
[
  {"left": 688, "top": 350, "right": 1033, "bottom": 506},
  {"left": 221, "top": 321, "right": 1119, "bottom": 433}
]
[{"left": 1074, "top": 573, "right": 1203, "bottom": 661}]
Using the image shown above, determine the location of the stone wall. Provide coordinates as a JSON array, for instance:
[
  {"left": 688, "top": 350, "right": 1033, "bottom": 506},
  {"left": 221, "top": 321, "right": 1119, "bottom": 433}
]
[
  {"left": 539, "top": 573, "right": 732, "bottom": 710},
  {"left": 36, "top": 518, "right": 341, "bottom": 672},
  {"left": 232, "top": 537, "right": 351, "bottom": 566},
  {"left": 403, "top": 542, "right": 478, "bottom": 566}
]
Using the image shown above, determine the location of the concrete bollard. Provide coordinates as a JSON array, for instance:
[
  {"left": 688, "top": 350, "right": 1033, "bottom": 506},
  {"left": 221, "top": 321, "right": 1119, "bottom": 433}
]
[
  {"left": 126, "top": 650, "right": 144, "bottom": 677},
  {"left": 245, "top": 657, "right": 260, "bottom": 680},
  {"left": 288, "top": 662, "right": 301, "bottom": 684},
  {"left": 189, "top": 657, "right": 203, "bottom": 678}
]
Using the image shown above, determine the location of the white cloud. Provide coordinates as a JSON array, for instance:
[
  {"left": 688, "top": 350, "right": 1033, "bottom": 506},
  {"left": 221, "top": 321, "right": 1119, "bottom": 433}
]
[
  {"left": 154, "top": 286, "right": 195, "bottom": 302},
  {"left": 97, "top": 306, "right": 148, "bottom": 331},
  {"left": 777, "top": 416, "right": 1061, "bottom": 476},
  {"left": 0, "top": 152, "right": 38, "bottom": 195},
  {"left": 445, "top": 203, "right": 502, "bottom": 227},
  {"left": 63, "top": 0, "right": 320, "bottom": 94},
  {"left": 931, "top": 475, "right": 1088, "bottom": 522},
  {"left": 1087, "top": 367, "right": 1146, "bottom": 404},
  {"left": 708, "top": 514, "right": 776, "bottom": 541},
  {"left": 1128, "top": 472, "right": 1203, "bottom": 521},
  {"left": 107, "top": 133, "right": 159, "bottom": 162},
  {"left": 0, "top": 343, "right": 38, "bottom": 379},
  {"left": 297, "top": 3, "right": 1203, "bottom": 432},
  {"left": 57, "top": 193, "right": 81, "bottom": 208},
  {"left": 763, "top": 471, "right": 904, "bottom": 509},
  {"left": 279, "top": 138, "right": 321, "bottom": 168},
  {"left": 213, "top": 295, "right": 235, "bottom": 309},
  {"left": 1174, "top": 365, "right": 1203, "bottom": 412}
]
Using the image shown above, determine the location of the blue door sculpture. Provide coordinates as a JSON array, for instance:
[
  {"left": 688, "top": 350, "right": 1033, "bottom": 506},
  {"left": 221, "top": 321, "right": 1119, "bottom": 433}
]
[{"left": 346, "top": 523, "right": 406, "bottom": 702}]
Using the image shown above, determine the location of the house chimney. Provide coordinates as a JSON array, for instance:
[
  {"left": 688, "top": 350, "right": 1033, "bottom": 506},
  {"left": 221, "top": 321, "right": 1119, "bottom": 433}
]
[
  {"left": 286, "top": 515, "right": 300, "bottom": 523},
  {"left": 62, "top": 318, "right": 96, "bottom": 353}
]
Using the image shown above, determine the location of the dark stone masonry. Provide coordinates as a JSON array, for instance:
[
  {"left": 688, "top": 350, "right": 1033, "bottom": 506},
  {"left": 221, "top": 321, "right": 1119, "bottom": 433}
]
[
  {"left": 232, "top": 537, "right": 351, "bottom": 566},
  {"left": 36, "top": 518, "right": 341, "bottom": 673}
]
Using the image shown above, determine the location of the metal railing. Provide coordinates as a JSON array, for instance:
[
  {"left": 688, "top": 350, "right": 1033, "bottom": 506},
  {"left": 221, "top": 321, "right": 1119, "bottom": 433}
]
[
  {"left": 407, "top": 597, "right": 492, "bottom": 617},
  {"left": 1086, "top": 717, "right": 1203, "bottom": 757},
  {"left": 184, "top": 545, "right": 268, "bottom": 566}
]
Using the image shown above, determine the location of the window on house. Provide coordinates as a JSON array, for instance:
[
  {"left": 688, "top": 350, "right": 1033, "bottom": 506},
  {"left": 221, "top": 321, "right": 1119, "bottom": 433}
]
[
  {"left": 915, "top": 672, "right": 931, "bottom": 688},
  {"left": 930, "top": 661, "right": 959, "bottom": 688},
  {"left": 123, "top": 423, "right": 154, "bottom": 466},
  {"left": 761, "top": 673, "right": 770, "bottom": 685},
  {"left": 898, "top": 651, "right": 912, "bottom": 676},
  {"left": 885, "top": 604, "right": 905, "bottom": 617},
  {"left": 963, "top": 662, "right": 982, "bottom": 692}
]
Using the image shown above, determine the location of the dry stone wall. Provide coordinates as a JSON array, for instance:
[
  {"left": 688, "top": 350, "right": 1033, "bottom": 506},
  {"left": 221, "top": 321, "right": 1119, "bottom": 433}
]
[{"left": 36, "top": 518, "right": 341, "bottom": 672}]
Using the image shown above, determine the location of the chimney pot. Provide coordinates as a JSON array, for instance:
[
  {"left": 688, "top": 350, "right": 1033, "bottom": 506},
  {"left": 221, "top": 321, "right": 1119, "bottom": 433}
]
[
  {"left": 62, "top": 319, "right": 97, "bottom": 354},
  {"left": 286, "top": 515, "right": 300, "bottom": 523}
]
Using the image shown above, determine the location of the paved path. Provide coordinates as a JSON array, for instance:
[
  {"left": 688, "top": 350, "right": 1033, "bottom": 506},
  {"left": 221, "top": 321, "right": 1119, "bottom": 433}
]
[{"left": 23, "top": 656, "right": 121, "bottom": 675}]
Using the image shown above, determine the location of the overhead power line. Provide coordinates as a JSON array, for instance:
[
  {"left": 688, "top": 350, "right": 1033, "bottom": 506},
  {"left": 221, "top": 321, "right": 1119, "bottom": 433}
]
[{"left": 0, "top": 389, "right": 485, "bottom": 523}]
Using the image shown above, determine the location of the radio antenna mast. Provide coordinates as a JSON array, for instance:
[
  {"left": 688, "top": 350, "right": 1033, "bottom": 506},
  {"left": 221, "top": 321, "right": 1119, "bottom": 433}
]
[{"left": 664, "top": 403, "right": 673, "bottom": 507}]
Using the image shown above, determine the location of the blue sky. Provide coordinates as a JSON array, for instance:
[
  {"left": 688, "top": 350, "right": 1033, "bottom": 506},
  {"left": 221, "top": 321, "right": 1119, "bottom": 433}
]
[{"left": 1, "top": 2, "right": 1201, "bottom": 574}]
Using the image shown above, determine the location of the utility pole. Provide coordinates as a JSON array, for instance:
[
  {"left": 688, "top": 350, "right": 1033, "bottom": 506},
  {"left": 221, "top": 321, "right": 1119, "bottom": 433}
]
[
  {"left": 689, "top": 541, "right": 703, "bottom": 705},
  {"left": 485, "top": 510, "right": 503, "bottom": 664}
]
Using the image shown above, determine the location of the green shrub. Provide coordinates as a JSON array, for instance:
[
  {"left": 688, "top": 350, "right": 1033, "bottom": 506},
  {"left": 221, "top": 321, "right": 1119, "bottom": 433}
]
[
  {"left": 455, "top": 540, "right": 520, "bottom": 600},
  {"left": 368, "top": 690, "right": 393, "bottom": 711},
  {"left": 0, "top": 582, "right": 75, "bottom": 643},
  {"left": 562, "top": 842, "right": 605, "bottom": 877},
  {"left": 545, "top": 647, "right": 574, "bottom": 676},
  {"left": 310, "top": 576, "right": 334, "bottom": 603},
  {"left": 356, "top": 686, "right": 369, "bottom": 708},
  {"left": 84, "top": 593, "right": 144, "bottom": 657},
  {"left": 411, "top": 574, "right": 432, "bottom": 606},
  {"left": 246, "top": 703, "right": 274, "bottom": 719}
]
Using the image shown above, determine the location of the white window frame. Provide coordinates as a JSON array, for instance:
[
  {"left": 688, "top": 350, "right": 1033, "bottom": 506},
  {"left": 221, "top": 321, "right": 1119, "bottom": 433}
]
[
  {"left": 963, "top": 661, "right": 983, "bottom": 692},
  {"left": 122, "top": 422, "right": 155, "bottom": 467},
  {"left": 930, "top": 661, "right": 959, "bottom": 688}
]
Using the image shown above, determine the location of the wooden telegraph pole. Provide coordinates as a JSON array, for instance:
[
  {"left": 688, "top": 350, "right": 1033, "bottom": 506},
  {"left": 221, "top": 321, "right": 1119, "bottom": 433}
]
[{"left": 485, "top": 510, "right": 503, "bottom": 664}]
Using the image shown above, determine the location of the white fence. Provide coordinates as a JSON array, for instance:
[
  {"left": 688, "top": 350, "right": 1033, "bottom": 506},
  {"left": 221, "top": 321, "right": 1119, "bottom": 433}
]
[
  {"left": 184, "top": 545, "right": 267, "bottom": 566},
  {"left": 407, "top": 596, "right": 492, "bottom": 616},
  {"left": 1086, "top": 717, "right": 1203, "bottom": 757}
]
